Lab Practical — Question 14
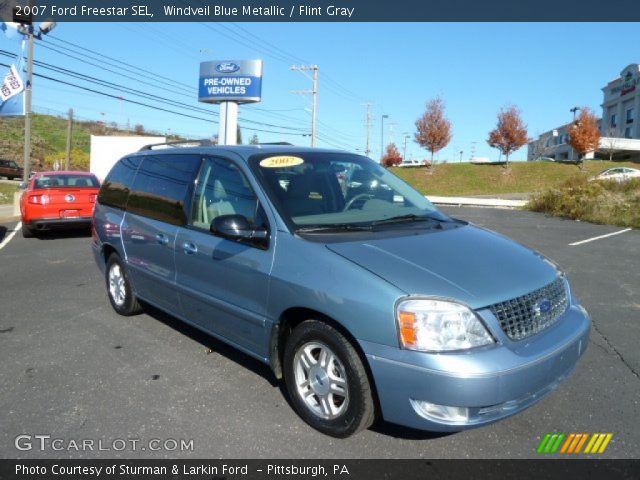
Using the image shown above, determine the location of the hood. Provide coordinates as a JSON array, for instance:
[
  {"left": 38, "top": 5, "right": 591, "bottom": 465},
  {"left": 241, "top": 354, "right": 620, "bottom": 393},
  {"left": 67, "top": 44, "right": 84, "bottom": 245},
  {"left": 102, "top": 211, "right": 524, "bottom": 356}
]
[{"left": 326, "top": 224, "right": 559, "bottom": 309}]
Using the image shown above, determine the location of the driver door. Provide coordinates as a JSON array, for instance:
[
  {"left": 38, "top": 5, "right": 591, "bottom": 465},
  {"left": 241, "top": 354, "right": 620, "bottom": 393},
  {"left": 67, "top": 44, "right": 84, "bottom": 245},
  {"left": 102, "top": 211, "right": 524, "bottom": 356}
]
[{"left": 174, "top": 156, "right": 274, "bottom": 357}]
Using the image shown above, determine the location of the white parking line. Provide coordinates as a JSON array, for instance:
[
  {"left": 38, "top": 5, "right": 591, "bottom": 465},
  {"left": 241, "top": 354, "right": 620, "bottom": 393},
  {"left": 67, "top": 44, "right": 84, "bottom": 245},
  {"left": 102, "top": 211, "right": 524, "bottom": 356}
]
[
  {"left": 568, "top": 228, "right": 632, "bottom": 246},
  {"left": 0, "top": 221, "right": 21, "bottom": 251}
]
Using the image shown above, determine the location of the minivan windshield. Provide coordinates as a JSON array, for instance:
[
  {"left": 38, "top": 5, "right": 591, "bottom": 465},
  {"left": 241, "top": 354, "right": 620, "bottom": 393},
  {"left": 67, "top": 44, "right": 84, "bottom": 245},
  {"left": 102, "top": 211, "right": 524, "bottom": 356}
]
[{"left": 250, "top": 152, "right": 448, "bottom": 230}]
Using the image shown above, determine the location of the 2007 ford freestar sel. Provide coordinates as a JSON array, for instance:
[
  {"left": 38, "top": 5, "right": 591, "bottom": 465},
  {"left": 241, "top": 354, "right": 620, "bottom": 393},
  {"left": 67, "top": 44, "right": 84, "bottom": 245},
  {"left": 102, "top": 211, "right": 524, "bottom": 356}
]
[{"left": 92, "top": 143, "right": 591, "bottom": 438}]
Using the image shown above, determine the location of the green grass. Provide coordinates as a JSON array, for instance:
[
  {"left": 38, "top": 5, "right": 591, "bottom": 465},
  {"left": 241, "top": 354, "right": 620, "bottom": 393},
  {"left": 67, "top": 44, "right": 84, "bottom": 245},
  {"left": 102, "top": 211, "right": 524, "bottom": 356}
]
[
  {"left": 528, "top": 177, "right": 640, "bottom": 228},
  {"left": 0, "top": 113, "right": 183, "bottom": 171},
  {"left": 0, "top": 114, "right": 93, "bottom": 166},
  {"left": 391, "top": 161, "right": 640, "bottom": 196},
  {"left": 0, "top": 183, "right": 19, "bottom": 205}
]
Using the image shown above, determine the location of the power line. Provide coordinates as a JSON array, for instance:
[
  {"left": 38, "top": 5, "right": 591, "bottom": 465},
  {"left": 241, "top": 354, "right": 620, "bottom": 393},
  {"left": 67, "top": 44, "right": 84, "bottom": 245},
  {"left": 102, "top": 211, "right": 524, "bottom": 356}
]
[
  {"left": 47, "top": 34, "right": 194, "bottom": 91},
  {"left": 0, "top": 60, "right": 308, "bottom": 137},
  {"left": 0, "top": 49, "right": 311, "bottom": 133}
]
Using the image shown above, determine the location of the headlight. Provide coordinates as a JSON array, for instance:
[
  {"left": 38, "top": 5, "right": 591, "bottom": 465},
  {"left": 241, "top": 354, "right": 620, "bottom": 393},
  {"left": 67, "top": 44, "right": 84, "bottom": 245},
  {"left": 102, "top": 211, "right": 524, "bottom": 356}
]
[{"left": 396, "top": 299, "right": 494, "bottom": 352}]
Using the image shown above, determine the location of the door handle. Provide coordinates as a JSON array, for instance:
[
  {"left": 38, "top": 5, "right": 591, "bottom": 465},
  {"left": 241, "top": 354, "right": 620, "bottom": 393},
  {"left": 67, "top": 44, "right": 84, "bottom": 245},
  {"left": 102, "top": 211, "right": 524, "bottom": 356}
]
[
  {"left": 182, "top": 242, "right": 198, "bottom": 255},
  {"left": 156, "top": 233, "right": 169, "bottom": 245}
]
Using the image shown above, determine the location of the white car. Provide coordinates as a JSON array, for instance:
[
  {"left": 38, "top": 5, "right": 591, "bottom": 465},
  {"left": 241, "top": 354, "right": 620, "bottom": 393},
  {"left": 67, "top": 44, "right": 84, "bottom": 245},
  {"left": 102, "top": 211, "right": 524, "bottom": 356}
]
[
  {"left": 397, "top": 159, "right": 425, "bottom": 168},
  {"left": 592, "top": 167, "right": 640, "bottom": 182}
]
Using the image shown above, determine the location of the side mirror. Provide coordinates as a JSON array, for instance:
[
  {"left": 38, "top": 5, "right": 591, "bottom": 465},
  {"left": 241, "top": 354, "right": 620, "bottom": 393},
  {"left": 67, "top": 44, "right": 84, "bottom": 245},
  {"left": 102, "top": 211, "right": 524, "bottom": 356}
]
[
  {"left": 19, "top": 182, "right": 27, "bottom": 190},
  {"left": 210, "top": 214, "right": 268, "bottom": 246}
]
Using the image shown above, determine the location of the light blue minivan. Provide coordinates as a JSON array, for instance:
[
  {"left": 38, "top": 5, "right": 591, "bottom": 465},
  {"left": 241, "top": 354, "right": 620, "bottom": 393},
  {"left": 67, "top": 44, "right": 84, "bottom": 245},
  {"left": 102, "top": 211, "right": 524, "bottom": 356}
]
[{"left": 92, "top": 143, "right": 591, "bottom": 437}]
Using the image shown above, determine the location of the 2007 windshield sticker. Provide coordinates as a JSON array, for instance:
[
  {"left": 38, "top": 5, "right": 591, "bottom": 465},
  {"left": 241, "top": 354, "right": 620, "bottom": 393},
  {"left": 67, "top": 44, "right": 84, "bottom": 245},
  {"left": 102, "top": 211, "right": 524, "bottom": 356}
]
[{"left": 259, "top": 156, "right": 304, "bottom": 168}]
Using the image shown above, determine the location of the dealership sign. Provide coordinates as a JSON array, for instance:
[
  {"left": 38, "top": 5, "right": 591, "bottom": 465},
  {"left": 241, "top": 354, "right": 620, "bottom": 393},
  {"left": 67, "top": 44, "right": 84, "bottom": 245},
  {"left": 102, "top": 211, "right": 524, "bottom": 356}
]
[{"left": 198, "top": 59, "right": 263, "bottom": 103}]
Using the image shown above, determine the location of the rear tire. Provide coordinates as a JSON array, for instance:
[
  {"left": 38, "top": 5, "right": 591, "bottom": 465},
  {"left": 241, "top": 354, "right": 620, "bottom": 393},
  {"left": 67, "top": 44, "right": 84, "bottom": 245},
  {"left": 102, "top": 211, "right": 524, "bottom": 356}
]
[
  {"left": 21, "top": 224, "right": 34, "bottom": 238},
  {"left": 105, "top": 254, "right": 142, "bottom": 316},
  {"left": 283, "top": 320, "right": 376, "bottom": 438}
]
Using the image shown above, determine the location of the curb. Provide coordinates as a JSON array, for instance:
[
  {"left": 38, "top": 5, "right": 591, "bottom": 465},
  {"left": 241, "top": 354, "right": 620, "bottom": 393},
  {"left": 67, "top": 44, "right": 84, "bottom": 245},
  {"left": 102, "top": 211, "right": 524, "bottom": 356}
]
[
  {"left": 427, "top": 196, "right": 527, "bottom": 208},
  {"left": 0, "top": 215, "right": 20, "bottom": 223}
]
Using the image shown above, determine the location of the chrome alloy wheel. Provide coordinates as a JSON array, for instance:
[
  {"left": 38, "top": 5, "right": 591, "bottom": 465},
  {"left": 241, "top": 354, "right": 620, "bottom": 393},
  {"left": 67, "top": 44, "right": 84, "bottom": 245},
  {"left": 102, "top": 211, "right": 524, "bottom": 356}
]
[
  {"left": 293, "top": 341, "right": 349, "bottom": 420},
  {"left": 108, "top": 263, "right": 126, "bottom": 307}
]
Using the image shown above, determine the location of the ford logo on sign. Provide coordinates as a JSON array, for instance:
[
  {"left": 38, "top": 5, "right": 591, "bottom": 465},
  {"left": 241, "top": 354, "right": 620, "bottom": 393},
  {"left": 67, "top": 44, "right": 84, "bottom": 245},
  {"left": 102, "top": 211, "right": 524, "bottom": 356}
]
[
  {"left": 216, "top": 62, "right": 240, "bottom": 73},
  {"left": 533, "top": 298, "right": 552, "bottom": 316}
]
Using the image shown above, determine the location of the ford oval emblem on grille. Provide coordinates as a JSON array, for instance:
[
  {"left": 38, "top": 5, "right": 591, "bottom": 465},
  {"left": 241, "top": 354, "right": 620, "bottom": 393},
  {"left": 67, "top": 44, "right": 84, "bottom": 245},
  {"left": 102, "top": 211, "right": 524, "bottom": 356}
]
[
  {"left": 534, "top": 298, "right": 552, "bottom": 315},
  {"left": 216, "top": 62, "right": 240, "bottom": 73},
  {"left": 65, "top": 194, "right": 75, "bottom": 202}
]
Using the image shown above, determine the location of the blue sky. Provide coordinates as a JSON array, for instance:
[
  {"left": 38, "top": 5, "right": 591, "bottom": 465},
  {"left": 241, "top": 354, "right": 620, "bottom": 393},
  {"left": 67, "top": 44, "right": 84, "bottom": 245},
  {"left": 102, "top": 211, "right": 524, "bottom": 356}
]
[{"left": 2, "top": 22, "right": 640, "bottom": 161}]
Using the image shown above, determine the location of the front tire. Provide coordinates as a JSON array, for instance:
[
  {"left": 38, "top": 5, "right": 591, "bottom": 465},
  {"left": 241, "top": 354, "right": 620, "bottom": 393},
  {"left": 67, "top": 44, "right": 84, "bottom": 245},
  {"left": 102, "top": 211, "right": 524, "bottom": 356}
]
[
  {"left": 105, "top": 254, "right": 142, "bottom": 316},
  {"left": 283, "top": 320, "right": 376, "bottom": 438}
]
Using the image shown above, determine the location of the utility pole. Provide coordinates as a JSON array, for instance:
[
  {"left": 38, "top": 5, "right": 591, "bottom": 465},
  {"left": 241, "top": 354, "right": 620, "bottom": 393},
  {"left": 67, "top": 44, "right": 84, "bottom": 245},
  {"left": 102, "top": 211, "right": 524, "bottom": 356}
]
[
  {"left": 22, "top": 29, "right": 34, "bottom": 184},
  {"left": 403, "top": 133, "right": 410, "bottom": 162},
  {"left": 65, "top": 108, "right": 73, "bottom": 170},
  {"left": 363, "top": 103, "right": 373, "bottom": 157},
  {"left": 380, "top": 114, "right": 388, "bottom": 161},
  {"left": 388, "top": 122, "right": 396, "bottom": 144},
  {"left": 291, "top": 65, "right": 319, "bottom": 147},
  {"left": 16, "top": 20, "right": 57, "bottom": 182}
]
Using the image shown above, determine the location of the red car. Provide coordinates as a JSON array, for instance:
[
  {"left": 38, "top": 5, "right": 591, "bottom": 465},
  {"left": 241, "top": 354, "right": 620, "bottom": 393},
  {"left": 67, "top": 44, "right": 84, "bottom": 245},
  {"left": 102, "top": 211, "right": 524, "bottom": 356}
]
[{"left": 20, "top": 171, "right": 101, "bottom": 238}]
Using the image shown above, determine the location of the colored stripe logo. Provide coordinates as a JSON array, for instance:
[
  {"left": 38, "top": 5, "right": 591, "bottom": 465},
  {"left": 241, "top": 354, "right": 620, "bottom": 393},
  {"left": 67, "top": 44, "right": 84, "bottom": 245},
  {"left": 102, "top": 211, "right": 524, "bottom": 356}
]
[{"left": 537, "top": 433, "right": 613, "bottom": 454}]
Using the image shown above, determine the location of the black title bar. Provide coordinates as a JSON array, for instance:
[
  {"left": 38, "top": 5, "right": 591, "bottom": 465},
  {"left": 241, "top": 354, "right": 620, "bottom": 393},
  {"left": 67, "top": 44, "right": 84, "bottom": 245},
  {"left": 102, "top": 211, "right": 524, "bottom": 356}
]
[
  {"left": 1, "top": 0, "right": 640, "bottom": 22},
  {"left": 1, "top": 460, "right": 640, "bottom": 480}
]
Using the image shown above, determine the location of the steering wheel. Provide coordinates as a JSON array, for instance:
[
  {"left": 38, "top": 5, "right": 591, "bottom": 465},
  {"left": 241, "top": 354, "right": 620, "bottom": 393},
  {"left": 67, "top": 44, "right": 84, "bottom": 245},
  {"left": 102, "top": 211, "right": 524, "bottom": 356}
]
[{"left": 343, "top": 193, "right": 375, "bottom": 211}]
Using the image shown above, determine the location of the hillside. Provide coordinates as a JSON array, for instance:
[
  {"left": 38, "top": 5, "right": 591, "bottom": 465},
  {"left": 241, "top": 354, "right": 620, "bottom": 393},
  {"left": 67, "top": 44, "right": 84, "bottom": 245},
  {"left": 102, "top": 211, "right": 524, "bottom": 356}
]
[
  {"left": 392, "top": 161, "right": 640, "bottom": 196},
  {"left": 0, "top": 113, "right": 181, "bottom": 171}
]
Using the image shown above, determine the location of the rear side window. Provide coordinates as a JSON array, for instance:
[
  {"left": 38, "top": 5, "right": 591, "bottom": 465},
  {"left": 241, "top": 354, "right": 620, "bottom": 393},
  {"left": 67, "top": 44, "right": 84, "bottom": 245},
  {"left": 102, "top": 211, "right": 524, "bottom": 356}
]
[
  {"left": 98, "top": 156, "right": 141, "bottom": 209},
  {"left": 127, "top": 154, "right": 201, "bottom": 226}
]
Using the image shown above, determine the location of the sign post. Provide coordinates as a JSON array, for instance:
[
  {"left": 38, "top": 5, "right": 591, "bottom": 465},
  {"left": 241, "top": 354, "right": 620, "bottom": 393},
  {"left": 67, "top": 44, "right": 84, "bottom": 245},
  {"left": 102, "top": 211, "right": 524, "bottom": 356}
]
[{"left": 198, "top": 60, "right": 263, "bottom": 145}]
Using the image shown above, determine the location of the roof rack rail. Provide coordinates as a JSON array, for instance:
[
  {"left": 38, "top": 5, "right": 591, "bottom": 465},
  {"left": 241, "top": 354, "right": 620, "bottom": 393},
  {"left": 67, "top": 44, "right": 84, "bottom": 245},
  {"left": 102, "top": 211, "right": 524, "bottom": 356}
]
[
  {"left": 257, "top": 142, "right": 294, "bottom": 146},
  {"left": 139, "top": 139, "right": 215, "bottom": 151}
]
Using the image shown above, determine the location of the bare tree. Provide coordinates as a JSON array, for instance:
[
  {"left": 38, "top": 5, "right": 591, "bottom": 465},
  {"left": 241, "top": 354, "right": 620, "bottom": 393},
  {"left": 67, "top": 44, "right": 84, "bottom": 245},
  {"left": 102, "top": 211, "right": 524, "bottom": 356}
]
[
  {"left": 134, "top": 124, "right": 145, "bottom": 135},
  {"left": 601, "top": 126, "right": 622, "bottom": 161},
  {"left": 567, "top": 107, "right": 601, "bottom": 169},
  {"left": 487, "top": 104, "right": 530, "bottom": 167},
  {"left": 530, "top": 132, "right": 551, "bottom": 161},
  {"left": 415, "top": 97, "right": 453, "bottom": 163},
  {"left": 249, "top": 133, "right": 260, "bottom": 145}
]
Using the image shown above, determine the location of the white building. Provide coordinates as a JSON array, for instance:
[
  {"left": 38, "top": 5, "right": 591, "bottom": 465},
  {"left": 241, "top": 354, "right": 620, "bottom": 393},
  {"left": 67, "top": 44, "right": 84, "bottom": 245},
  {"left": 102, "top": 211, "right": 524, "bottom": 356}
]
[{"left": 528, "top": 64, "right": 640, "bottom": 162}]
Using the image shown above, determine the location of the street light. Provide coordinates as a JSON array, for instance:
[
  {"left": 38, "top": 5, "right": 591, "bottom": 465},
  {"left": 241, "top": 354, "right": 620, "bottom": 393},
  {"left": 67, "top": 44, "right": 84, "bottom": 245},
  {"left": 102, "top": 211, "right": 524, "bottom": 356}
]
[
  {"left": 380, "top": 114, "right": 389, "bottom": 161},
  {"left": 17, "top": 21, "right": 57, "bottom": 182},
  {"left": 403, "top": 133, "right": 410, "bottom": 162},
  {"left": 570, "top": 106, "right": 581, "bottom": 121}
]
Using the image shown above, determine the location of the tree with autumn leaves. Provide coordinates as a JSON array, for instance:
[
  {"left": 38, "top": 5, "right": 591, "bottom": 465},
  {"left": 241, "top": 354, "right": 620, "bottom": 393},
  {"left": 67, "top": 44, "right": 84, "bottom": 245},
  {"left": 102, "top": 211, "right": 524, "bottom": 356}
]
[
  {"left": 567, "top": 107, "right": 601, "bottom": 169},
  {"left": 415, "top": 97, "right": 453, "bottom": 163},
  {"left": 487, "top": 105, "right": 530, "bottom": 167},
  {"left": 381, "top": 143, "right": 403, "bottom": 167}
]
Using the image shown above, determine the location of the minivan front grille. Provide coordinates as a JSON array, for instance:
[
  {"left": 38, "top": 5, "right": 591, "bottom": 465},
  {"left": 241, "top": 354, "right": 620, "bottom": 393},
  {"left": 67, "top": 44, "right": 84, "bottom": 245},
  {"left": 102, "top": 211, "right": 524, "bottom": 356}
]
[{"left": 488, "top": 277, "right": 568, "bottom": 341}]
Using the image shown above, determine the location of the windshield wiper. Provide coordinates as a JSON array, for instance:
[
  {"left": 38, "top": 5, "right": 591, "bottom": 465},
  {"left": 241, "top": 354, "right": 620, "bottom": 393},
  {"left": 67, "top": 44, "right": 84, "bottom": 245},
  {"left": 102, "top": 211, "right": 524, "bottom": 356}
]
[
  {"left": 296, "top": 223, "right": 372, "bottom": 233},
  {"left": 370, "top": 214, "right": 444, "bottom": 227}
]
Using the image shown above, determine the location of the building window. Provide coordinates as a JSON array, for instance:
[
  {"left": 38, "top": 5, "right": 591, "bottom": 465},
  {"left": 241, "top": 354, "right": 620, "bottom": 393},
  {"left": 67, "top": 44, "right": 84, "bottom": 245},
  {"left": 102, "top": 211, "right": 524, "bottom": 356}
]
[
  {"left": 611, "top": 114, "right": 617, "bottom": 128},
  {"left": 626, "top": 108, "right": 634, "bottom": 124},
  {"left": 624, "top": 127, "right": 632, "bottom": 138}
]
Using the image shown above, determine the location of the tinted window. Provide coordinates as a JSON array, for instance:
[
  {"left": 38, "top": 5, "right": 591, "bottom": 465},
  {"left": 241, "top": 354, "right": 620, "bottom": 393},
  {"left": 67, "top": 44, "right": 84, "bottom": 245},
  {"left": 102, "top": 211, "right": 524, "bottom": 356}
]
[
  {"left": 35, "top": 174, "right": 100, "bottom": 189},
  {"left": 190, "top": 157, "right": 261, "bottom": 230},
  {"left": 128, "top": 154, "right": 201, "bottom": 226},
  {"left": 98, "top": 156, "right": 141, "bottom": 210}
]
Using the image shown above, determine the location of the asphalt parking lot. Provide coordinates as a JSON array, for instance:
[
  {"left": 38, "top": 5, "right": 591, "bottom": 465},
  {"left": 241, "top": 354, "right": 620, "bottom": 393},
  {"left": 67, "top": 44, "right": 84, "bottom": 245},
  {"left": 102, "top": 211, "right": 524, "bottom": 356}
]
[{"left": 0, "top": 207, "right": 638, "bottom": 459}]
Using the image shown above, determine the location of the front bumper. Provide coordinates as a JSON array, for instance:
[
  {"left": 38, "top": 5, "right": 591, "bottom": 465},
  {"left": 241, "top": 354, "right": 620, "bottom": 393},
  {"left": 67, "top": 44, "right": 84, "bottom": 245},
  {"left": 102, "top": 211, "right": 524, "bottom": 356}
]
[
  {"left": 360, "top": 304, "right": 591, "bottom": 432},
  {"left": 25, "top": 216, "right": 92, "bottom": 230}
]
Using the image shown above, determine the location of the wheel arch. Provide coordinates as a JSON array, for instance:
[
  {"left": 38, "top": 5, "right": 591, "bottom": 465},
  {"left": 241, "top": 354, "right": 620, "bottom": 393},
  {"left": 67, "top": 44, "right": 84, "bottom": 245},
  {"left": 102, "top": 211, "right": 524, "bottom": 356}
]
[{"left": 269, "top": 306, "right": 381, "bottom": 415}]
